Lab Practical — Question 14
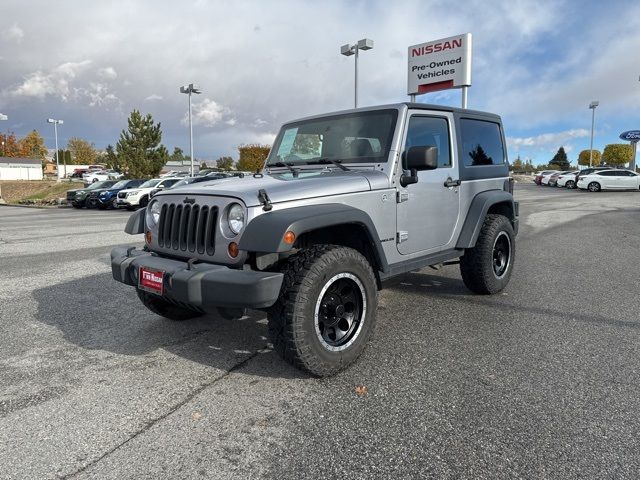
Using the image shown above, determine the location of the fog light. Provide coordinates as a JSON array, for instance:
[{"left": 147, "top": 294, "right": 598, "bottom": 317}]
[
  {"left": 228, "top": 242, "right": 239, "bottom": 258},
  {"left": 145, "top": 230, "right": 152, "bottom": 244},
  {"left": 283, "top": 231, "right": 296, "bottom": 245}
]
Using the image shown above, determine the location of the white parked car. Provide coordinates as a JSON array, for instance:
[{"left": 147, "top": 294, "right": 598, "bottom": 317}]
[
  {"left": 116, "top": 178, "right": 182, "bottom": 210},
  {"left": 540, "top": 171, "right": 558, "bottom": 185},
  {"left": 577, "top": 169, "right": 640, "bottom": 192},
  {"left": 556, "top": 170, "right": 580, "bottom": 188},
  {"left": 83, "top": 169, "right": 123, "bottom": 184}
]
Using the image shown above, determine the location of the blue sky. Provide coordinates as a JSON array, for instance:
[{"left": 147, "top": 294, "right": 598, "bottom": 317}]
[{"left": 1, "top": 0, "right": 639, "bottom": 165}]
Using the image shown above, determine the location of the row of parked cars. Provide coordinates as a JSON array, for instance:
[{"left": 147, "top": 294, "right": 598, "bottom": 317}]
[
  {"left": 66, "top": 172, "right": 242, "bottom": 210},
  {"left": 534, "top": 166, "right": 640, "bottom": 192}
]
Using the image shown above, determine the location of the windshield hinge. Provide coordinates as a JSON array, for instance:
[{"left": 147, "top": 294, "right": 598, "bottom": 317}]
[
  {"left": 397, "top": 191, "right": 409, "bottom": 203},
  {"left": 397, "top": 231, "right": 409, "bottom": 243}
]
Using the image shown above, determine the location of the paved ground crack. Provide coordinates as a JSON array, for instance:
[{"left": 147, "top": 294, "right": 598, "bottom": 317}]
[{"left": 60, "top": 348, "right": 264, "bottom": 479}]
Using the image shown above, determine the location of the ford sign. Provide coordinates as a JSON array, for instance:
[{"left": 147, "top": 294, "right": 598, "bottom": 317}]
[{"left": 619, "top": 130, "right": 640, "bottom": 141}]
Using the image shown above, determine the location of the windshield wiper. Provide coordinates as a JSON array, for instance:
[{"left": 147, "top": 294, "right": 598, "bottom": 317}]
[
  {"left": 306, "top": 158, "right": 350, "bottom": 171},
  {"left": 265, "top": 161, "right": 299, "bottom": 177}
]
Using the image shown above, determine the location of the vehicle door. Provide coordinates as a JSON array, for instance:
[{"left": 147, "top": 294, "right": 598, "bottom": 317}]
[
  {"left": 595, "top": 171, "right": 614, "bottom": 189},
  {"left": 396, "top": 111, "right": 460, "bottom": 255},
  {"left": 619, "top": 170, "right": 638, "bottom": 189}
]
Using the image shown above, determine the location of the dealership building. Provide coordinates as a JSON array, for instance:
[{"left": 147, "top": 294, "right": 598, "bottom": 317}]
[{"left": 0, "top": 157, "right": 43, "bottom": 180}]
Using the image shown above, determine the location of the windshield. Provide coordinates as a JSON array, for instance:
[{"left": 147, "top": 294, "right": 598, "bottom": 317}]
[
  {"left": 139, "top": 179, "right": 162, "bottom": 188},
  {"left": 111, "top": 180, "right": 130, "bottom": 189},
  {"left": 88, "top": 180, "right": 116, "bottom": 190},
  {"left": 266, "top": 109, "right": 398, "bottom": 166}
]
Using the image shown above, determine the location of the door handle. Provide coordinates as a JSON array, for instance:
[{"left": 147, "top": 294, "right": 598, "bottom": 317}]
[{"left": 444, "top": 178, "right": 461, "bottom": 188}]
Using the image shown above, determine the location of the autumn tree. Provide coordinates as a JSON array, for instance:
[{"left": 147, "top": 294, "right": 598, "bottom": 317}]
[
  {"left": 551, "top": 146, "right": 570, "bottom": 170},
  {"left": 237, "top": 144, "right": 271, "bottom": 172},
  {"left": 67, "top": 137, "right": 98, "bottom": 165},
  {"left": 116, "top": 110, "right": 169, "bottom": 178},
  {"left": 18, "top": 130, "right": 48, "bottom": 159},
  {"left": 578, "top": 149, "right": 601, "bottom": 166},
  {"left": 601, "top": 144, "right": 633, "bottom": 167},
  {"left": 216, "top": 156, "right": 235, "bottom": 170},
  {"left": 510, "top": 155, "right": 523, "bottom": 171},
  {"left": 0, "top": 133, "right": 21, "bottom": 157}
]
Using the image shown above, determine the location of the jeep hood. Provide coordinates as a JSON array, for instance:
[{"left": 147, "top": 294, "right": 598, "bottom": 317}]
[{"left": 157, "top": 169, "right": 390, "bottom": 207}]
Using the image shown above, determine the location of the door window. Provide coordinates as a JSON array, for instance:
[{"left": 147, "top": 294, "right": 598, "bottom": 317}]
[
  {"left": 404, "top": 116, "right": 451, "bottom": 167},
  {"left": 460, "top": 119, "right": 505, "bottom": 166}
]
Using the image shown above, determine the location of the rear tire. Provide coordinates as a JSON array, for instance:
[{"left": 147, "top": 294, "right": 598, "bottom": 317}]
[
  {"left": 565, "top": 180, "right": 575, "bottom": 188},
  {"left": 588, "top": 182, "right": 601, "bottom": 192},
  {"left": 460, "top": 214, "right": 515, "bottom": 295},
  {"left": 136, "top": 289, "right": 203, "bottom": 321},
  {"left": 268, "top": 245, "right": 377, "bottom": 377}
]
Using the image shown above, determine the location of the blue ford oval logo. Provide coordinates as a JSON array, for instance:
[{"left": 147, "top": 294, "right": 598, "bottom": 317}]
[{"left": 619, "top": 130, "right": 640, "bottom": 141}]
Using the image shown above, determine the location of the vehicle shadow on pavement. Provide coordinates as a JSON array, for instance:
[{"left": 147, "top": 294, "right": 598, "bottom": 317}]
[
  {"left": 31, "top": 272, "right": 308, "bottom": 380},
  {"left": 386, "top": 270, "right": 470, "bottom": 296}
]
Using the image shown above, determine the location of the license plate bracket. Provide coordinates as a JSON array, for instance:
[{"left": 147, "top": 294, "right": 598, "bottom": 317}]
[{"left": 139, "top": 266, "right": 164, "bottom": 295}]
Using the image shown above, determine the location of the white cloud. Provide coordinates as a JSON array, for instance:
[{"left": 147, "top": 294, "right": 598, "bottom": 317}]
[
  {"left": 144, "top": 94, "right": 163, "bottom": 101},
  {"left": 76, "top": 82, "right": 121, "bottom": 107},
  {"left": 2, "top": 24, "right": 24, "bottom": 43},
  {"left": 97, "top": 67, "right": 117, "bottom": 79},
  {"left": 507, "top": 129, "right": 590, "bottom": 150},
  {"left": 183, "top": 98, "right": 233, "bottom": 128},
  {"left": 12, "top": 60, "right": 92, "bottom": 100}
]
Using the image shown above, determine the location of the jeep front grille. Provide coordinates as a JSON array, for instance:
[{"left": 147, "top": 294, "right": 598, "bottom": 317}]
[{"left": 157, "top": 203, "right": 218, "bottom": 255}]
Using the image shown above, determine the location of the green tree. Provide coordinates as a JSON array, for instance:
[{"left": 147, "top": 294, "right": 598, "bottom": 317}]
[
  {"left": 511, "top": 155, "right": 523, "bottom": 171},
  {"left": 18, "top": 130, "right": 48, "bottom": 159},
  {"left": 601, "top": 144, "right": 633, "bottom": 167},
  {"left": 170, "top": 147, "right": 187, "bottom": 163},
  {"left": 200, "top": 161, "right": 208, "bottom": 170},
  {"left": 578, "top": 149, "right": 601, "bottom": 166},
  {"left": 116, "top": 110, "right": 169, "bottom": 178},
  {"left": 551, "top": 146, "right": 570, "bottom": 170},
  {"left": 67, "top": 137, "right": 98, "bottom": 165},
  {"left": 103, "top": 144, "right": 121, "bottom": 170},
  {"left": 237, "top": 144, "right": 271, "bottom": 172},
  {"left": 216, "top": 156, "right": 235, "bottom": 170}
]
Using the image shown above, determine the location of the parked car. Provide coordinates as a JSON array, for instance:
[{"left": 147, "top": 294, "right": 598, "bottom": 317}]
[
  {"left": 68, "top": 180, "right": 118, "bottom": 208},
  {"left": 548, "top": 170, "right": 573, "bottom": 187},
  {"left": 540, "top": 171, "right": 558, "bottom": 185},
  {"left": 95, "top": 179, "right": 146, "bottom": 209},
  {"left": 574, "top": 166, "right": 612, "bottom": 188},
  {"left": 577, "top": 169, "right": 640, "bottom": 192},
  {"left": 534, "top": 170, "right": 557, "bottom": 185},
  {"left": 83, "top": 169, "right": 124, "bottom": 184},
  {"left": 556, "top": 171, "right": 580, "bottom": 188},
  {"left": 148, "top": 175, "right": 221, "bottom": 198},
  {"left": 116, "top": 178, "right": 182, "bottom": 210}
]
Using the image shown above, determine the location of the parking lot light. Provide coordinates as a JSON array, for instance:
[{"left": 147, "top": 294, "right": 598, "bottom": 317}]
[
  {"left": 588, "top": 101, "right": 599, "bottom": 168},
  {"left": 47, "top": 118, "right": 64, "bottom": 182},
  {"left": 0, "top": 114, "right": 6, "bottom": 157},
  {"left": 340, "top": 38, "right": 374, "bottom": 108},
  {"left": 180, "top": 84, "right": 202, "bottom": 177}
]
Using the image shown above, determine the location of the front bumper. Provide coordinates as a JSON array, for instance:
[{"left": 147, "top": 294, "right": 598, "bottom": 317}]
[{"left": 111, "top": 246, "right": 284, "bottom": 310}]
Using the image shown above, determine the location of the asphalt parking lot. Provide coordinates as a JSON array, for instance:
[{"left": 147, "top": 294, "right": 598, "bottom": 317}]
[{"left": 1, "top": 184, "right": 639, "bottom": 479}]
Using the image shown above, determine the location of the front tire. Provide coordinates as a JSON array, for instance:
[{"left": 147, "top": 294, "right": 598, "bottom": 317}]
[
  {"left": 460, "top": 214, "right": 515, "bottom": 295},
  {"left": 588, "top": 182, "right": 601, "bottom": 192},
  {"left": 136, "top": 289, "right": 204, "bottom": 321},
  {"left": 268, "top": 245, "right": 377, "bottom": 377},
  {"left": 139, "top": 195, "right": 149, "bottom": 208}
]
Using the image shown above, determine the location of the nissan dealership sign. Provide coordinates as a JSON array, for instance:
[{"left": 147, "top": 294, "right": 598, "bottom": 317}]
[{"left": 408, "top": 33, "right": 472, "bottom": 96}]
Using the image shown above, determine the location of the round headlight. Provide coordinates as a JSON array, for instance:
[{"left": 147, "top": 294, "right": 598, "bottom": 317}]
[
  {"left": 146, "top": 200, "right": 162, "bottom": 228},
  {"left": 227, "top": 203, "right": 245, "bottom": 235}
]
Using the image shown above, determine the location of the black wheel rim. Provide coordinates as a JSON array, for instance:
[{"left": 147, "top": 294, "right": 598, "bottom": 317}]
[
  {"left": 492, "top": 231, "right": 511, "bottom": 279},
  {"left": 314, "top": 273, "right": 366, "bottom": 351}
]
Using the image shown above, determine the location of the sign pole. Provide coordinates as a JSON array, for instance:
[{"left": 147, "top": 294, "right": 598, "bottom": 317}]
[
  {"left": 462, "top": 86, "right": 468, "bottom": 109},
  {"left": 631, "top": 141, "right": 637, "bottom": 172}
]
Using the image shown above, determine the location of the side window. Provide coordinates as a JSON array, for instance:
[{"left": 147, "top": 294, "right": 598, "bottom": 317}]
[
  {"left": 599, "top": 171, "right": 614, "bottom": 176},
  {"left": 404, "top": 116, "right": 451, "bottom": 167},
  {"left": 460, "top": 119, "right": 505, "bottom": 166}
]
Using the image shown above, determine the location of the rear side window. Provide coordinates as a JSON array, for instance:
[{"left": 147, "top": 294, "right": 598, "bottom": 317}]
[
  {"left": 404, "top": 116, "right": 451, "bottom": 167},
  {"left": 460, "top": 119, "right": 505, "bottom": 166}
]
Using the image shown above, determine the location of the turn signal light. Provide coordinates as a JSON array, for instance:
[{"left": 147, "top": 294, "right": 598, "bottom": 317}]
[
  {"left": 283, "top": 231, "right": 296, "bottom": 245},
  {"left": 145, "top": 230, "right": 152, "bottom": 244},
  {"left": 228, "top": 242, "right": 239, "bottom": 258}
]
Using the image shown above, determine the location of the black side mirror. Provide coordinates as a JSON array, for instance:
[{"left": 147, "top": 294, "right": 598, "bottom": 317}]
[
  {"left": 407, "top": 146, "right": 438, "bottom": 170},
  {"left": 400, "top": 146, "right": 438, "bottom": 187}
]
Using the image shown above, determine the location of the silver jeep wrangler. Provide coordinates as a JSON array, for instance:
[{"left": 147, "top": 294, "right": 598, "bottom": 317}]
[{"left": 112, "top": 103, "right": 518, "bottom": 376}]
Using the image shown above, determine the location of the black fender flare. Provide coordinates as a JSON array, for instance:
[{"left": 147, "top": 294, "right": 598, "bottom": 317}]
[
  {"left": 238, "top": 203, "right": 389, "bottom": 272},
  {"left": 125, "top": 209, "right": 145, "bottom": 234},
  {"left": 456, "top": 190, "right": 517, "bottom": 249}
]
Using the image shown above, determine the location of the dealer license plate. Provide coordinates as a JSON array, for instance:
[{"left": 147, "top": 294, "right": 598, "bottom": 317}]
[{"left": 138, "top": 266, "right": 164, "bottom": 295}]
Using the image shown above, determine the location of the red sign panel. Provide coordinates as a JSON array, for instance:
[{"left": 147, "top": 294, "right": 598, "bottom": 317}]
[{"left": 139, "top": 267, "right": 164, "bottom": 295}]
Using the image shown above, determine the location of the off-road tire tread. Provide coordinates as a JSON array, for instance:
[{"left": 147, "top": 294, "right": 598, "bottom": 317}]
[
  {"left": 460, "top": 214, "right": 514, "bottom": 295},
  {"left": 136, "top": 289, "right": 203, "bottom": 321},
  {"left": 268, "top": 245, "right": 377, "bottom": 377}
]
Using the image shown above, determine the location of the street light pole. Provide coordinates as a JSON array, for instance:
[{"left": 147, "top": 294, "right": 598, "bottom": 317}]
[
  {"left": 0, "top": 114, "right": 7, "bottom": 157},
  {"left": 180, "top": 83, "right": 201, "bottom": 176},
  {"left": 340, "top": 39, "right": 374, "bottom": 108},
  {"left": 588, "top": 101, "right": 599, "bottom": 168},
  {"left": 47, "top": 118, "right": 64, "bottom": 182}
]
